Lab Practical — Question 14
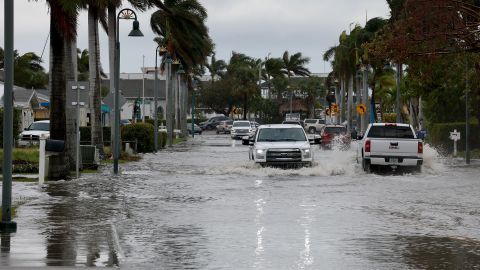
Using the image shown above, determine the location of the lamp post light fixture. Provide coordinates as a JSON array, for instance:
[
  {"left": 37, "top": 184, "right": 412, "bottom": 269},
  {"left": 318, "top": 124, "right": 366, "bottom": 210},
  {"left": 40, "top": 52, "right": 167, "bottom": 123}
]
[{"left": 114, "top": 8, "right": 143, "bottom": 174}]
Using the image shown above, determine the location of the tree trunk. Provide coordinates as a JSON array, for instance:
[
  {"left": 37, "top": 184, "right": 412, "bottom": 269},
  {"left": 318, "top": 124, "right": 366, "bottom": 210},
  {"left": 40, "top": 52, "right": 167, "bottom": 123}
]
[
  {"left": 88, "top": 6, "right": 103, "bottom": 155},
  {"left": 340, "top": 77, "right": 346, "bottom": 124},
  {"left": 64, "top": 36, "right": 77, "bottom": 170},
  {"left": 243, "top": 92, "right": 248, "bottom": 120},
  {"left": 48, "top": 16, "right": 68, "bottom": 180},
  {"left": 347, "top": 75, "right": 353, "bottom": 133}
]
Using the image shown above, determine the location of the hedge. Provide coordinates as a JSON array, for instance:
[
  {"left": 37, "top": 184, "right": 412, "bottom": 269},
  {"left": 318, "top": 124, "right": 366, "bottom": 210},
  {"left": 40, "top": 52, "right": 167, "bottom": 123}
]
[
  {"left": 80, "top": 127, "right": 111, "bottom": 144},
  {"left": 428, "top": 121, "right": 479, "bottom": 154},
  {"left": 121, "top": 123, "right": 155, "bottom": 153}
]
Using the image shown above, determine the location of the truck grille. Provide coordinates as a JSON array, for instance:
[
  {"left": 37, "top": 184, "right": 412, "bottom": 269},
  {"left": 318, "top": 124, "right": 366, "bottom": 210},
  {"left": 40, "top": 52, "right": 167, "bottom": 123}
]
[
  {"left": 266, "top": 149, "right": 302, "bottom": 162},
  {"left": 21, "top": 135, "right": 39, "bottom": 141}
]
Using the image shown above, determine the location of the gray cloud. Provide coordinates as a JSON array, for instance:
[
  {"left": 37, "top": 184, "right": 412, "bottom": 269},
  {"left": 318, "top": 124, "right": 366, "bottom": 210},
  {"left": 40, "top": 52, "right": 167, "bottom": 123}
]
[{"left": 0, "top": 0, "right": 389, "bottom": 74}]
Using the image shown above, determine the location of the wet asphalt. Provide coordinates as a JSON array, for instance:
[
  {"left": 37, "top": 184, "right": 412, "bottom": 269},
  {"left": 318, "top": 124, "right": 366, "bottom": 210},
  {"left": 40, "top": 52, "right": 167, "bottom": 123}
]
[{"left": 1, "top": 131, "right": 480, "bottom": 269}]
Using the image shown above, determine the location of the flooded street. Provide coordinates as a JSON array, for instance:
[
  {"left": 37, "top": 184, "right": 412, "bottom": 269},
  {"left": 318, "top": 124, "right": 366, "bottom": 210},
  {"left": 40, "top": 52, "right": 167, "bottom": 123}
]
[{"left": 2, "top": 132, "right": 480, "bottom": 269}]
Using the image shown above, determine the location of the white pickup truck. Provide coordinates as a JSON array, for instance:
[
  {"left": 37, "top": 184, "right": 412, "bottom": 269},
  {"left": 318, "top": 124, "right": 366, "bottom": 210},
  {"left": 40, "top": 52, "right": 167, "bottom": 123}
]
[
  {"left": 243, "top": 124, "right": 320, "bottom": 168},
  {"left": 357, "top": 123, "right": 423, "bottom": 173}
]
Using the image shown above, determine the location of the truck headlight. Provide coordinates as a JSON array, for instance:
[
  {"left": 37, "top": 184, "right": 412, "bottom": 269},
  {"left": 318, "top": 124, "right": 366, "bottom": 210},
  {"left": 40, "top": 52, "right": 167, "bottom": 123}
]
[
  {"left": 256, "top": 149, "right": 265, "bottom": 159},
  {"left": 302, "top": 149, "right": 311, "bottom": 158}
]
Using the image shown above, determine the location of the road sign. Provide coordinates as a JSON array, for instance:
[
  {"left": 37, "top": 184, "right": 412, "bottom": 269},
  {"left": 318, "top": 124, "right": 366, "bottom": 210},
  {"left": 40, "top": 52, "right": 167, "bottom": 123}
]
[
  {"left": 356, "top": 103, "right": 367, "bottom": 115},
  {"left": 331, "top": 104, "right": 339, "bottom": 113},
  {"left": 449, "top": 130, "right": 461, "bottom": 141}
]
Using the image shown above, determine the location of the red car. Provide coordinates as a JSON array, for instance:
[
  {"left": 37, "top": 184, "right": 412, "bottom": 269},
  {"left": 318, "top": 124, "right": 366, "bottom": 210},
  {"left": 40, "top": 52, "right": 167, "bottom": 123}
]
[{"left": 320, "top": 125, "right": 350, "bottom": 150}]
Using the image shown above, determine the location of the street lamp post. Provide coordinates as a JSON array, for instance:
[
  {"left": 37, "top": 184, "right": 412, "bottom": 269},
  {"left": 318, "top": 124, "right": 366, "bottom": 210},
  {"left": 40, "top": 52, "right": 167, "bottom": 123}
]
[
  {"left": 114, "top": 8, "right": 143, "bottom": 174},
  {"left": 72, "top": 85, "right": 86, "bottom": 179},
  {"left": 176, "top": 64, "right": 186, "bottom": 137},
  {"left": 165, "top": 54, "right": 174, "bottom": 147},
  {"left": 1, "top": 0, "right": 17, "bottom": 232},
  {"left": 154, "top": 45, "right": 160, "bottom": 152}
]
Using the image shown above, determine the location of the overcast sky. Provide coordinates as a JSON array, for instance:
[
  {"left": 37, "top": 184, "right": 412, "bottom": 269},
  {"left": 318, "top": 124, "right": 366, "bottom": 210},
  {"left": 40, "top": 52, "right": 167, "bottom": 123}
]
[{"left": 0, "top": 0, "right": 389, "bottom": 74}]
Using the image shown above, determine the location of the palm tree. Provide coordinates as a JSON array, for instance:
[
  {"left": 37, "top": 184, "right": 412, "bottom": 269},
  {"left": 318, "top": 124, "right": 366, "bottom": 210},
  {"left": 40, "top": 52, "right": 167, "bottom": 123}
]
[
  {"left": 205, "top": 53, "right": 227, "bottom": 83},
  {"left": 150, "top": 0, "right": 212, "bottom": 134},
  {"left": 281, "top": 51, "right": 311, "bottom": 114},
  {"left": 43, "top": 0, "right": 79, "bottom": 179},
  {"left": 263, "top": 57, "right": 285, "bottom": 99},
  {"left": 227, "top": 52, "right": 259, "bottom": 120}
]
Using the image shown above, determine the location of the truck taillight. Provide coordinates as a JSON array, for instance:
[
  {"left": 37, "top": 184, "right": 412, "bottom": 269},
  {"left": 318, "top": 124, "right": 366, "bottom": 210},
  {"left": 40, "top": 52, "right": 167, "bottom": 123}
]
[
  {"left": 418, "top": 141, "right": 423, "bottom": 154},
  {"left": 365, "top": 140, "right": 371, "bottom": 153}
]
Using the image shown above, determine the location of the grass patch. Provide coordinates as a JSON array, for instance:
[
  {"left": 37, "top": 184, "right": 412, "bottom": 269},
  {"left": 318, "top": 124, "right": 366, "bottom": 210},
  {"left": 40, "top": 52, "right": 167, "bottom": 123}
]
[
  {"left": 457, "top": 149, "right": 480, "bottom": 159},
  {"left": 0, "top": 147, "right": 39, "bottom": 163},
  {"left": 174, "top": 137, "right": 187, "bottom": 144}
]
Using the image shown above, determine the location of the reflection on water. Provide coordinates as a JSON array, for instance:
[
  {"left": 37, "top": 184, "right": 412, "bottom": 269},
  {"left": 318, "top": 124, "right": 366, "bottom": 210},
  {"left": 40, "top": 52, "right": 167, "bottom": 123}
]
[
  {"left": 358, "top": 234, "right": 480, "bottom": 269},
  {"left": 1, "top": 133, "right": 479, "bottom": 268}
]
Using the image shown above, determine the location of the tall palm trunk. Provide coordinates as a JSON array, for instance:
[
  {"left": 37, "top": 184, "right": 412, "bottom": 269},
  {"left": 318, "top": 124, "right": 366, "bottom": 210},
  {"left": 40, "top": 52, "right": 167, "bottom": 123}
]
[
  {"left": 347, "top": 74, "right": 353, "bottom": 133},
  {"left": 88, "top": 6, "right": 103, "bottom": 154},
  {"left": 65, "top": 36, "right": 78, "bottom": 170},
  {"left": 340, "top": 78, "right": 346, "bottom": 123},
  {"left": 49, "top": 17, "right": 68, "bottom": 180}
]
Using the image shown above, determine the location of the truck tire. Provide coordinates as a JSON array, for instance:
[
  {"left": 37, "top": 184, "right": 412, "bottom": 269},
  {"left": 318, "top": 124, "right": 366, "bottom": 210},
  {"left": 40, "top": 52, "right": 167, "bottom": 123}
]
[
  {"left": 309, "top": 127, "right": 316, "bottom": 134},
  {"left": 216, "top": 130, "right": 220, "bottom": 134},
  {"left": 362, "top": 158, "right": 371, "bottom": 173},
  {"left": 414, "top": 165, "right": 422, "bottom": 173}
]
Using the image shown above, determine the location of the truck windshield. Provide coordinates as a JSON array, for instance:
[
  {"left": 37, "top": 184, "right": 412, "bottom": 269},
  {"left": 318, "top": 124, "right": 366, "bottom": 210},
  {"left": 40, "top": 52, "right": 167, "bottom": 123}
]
[
  {"left": 257, "top": 128, "right": 306, "bottom": 142},
  {"left": 367, "top": 126, "right": 415, "bottom": 139},
  {"left": 233, "top": 122, "right": 251, "bottom": 127},
  {"left": 28, "top": 122, "right": 49, "bottom": 131}
]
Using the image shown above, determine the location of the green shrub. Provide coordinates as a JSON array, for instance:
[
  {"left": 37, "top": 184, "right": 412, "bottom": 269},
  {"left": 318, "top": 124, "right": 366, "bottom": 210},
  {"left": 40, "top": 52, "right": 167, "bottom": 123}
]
[
  {"left": 80, "top": 126, "right": 91, "bottom": 143},
  {"left": 382, "top": 113, "right": 396, "bottom": 123},
  {"left": 121, "top": 122, "right": 154, "bottom": 153},
  {"left": 428, "top": 121, "right": 479, "bottom": 154},
  {"left": 80, "top": 126, "right": 111, "bottom": 145}
]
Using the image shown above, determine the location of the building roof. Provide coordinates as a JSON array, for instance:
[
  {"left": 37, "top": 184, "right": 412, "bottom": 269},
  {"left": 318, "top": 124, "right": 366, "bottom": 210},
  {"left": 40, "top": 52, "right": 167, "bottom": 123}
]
[
  {"left": 0, "top": 81, "right": 39, "bottom": 108},
  {"left": 102, "top": 78, "right": 167, "bottom": 99}
]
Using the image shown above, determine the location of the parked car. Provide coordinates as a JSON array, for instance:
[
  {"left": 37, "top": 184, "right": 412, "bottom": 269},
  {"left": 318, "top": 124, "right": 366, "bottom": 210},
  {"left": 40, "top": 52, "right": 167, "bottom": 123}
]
[
  {"left": 120, "top": 119, "right": 131, "bottom": 126},
  {"left": 357, "top": 123, "right": 423, "bottom": 173},
  {"left": 187, "top": 124, "right": 202, "bottom": 135},
  {"left": 320, "top": 125, "right": 350, "bottom": 149},
  {"left": 231, "top": 120, "right": 254, "bottom": 139},
  {"left": 243, "top": 124, "right": 320, "bottom": 168},
  {"left": 216, "top": 120, "right": 233, "bottom": 134},
  {"left": 304, "top": 118, "right": 326, "bottom": 134},
  {"left": 18, "top": 120, "right": 50, "bottom": 146},
  {"left": 199, "top": 115, "right": 231, "bottom": 130}
]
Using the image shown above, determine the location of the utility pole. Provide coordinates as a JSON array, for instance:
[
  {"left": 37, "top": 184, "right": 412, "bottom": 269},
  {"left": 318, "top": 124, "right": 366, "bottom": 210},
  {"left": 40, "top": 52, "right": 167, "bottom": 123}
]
[
  {"left": 1, "top": 0, "right": 17, "bottom": 232},
  {"left": 142, "top": 55, "right": 145, "bottom": 122}
]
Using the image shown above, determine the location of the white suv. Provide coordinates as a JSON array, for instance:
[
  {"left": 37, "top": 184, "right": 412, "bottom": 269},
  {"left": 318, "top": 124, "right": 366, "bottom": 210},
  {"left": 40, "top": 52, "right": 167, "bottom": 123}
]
[
  {"left": 231, "top": 120, "right": 254, "bottom": 139},
  {"left": 18, "top": 120, "right": 50, "bottom": 146},
  {"left": 304, "top": 118, "right": 326, "bottom": 134},
  {"left": 244, "top": 124, "right": 320, "bottom": 168}
]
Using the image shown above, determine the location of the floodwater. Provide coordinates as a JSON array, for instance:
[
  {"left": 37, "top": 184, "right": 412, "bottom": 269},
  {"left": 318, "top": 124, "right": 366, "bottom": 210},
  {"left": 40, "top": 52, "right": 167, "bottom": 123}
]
[{"left": 1, "top": 132, "right": 480, "bottom": 269}]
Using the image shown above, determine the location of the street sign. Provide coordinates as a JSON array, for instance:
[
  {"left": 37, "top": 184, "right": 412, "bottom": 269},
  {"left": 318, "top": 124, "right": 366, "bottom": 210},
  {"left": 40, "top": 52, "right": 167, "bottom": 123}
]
[
  {"left": 449, "top": 130, "right": 461, "bottom": 141},
  {"left": 356, "top": 103, "right": 367, "bottom": 115},
  {"left": 331, "top": 104, "right": 339, "bottom": 113},
  {"left": 449, "top": 129, "right": 461, "bottom": 157}
]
